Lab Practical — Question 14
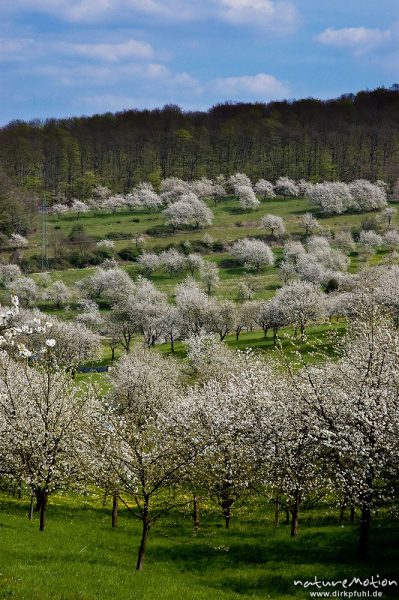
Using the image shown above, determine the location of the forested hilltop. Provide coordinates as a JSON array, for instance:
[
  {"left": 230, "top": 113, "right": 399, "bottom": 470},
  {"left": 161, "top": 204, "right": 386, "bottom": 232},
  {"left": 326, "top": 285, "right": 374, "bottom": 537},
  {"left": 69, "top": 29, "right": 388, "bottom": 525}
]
[{"left": 1, "top": 87, "right": 399, "bottom": 197}]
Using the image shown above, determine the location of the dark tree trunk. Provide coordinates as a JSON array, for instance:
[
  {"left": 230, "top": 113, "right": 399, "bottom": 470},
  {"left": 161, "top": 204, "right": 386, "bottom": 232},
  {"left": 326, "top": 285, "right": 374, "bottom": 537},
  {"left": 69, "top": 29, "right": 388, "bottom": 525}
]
[
  {"left": 285, "top": 507, "right": 290, "bottom": 525},
  {"left": 193, "top": 494, "right": 200, "bottom": 532},
  {"left": 274, "top": 495, "right": 280, "bottom": 527},
  {"left": 170, "top": 335, "right": 175, "bottom": 353},
  {"left": 35, "top": 488, "right": 44, "bottom": 512},
  {"left": 221, "top": 496, "right": 233, "bottom": 529},
  {"left": 291, "top": 491, "right": 301, "bottom": 537},
  {"left": 39, "top": 491, "right": 48, "bottom": 531},
  {"left": 28, "top": 493, "right": 34, "bottom": 520},
  {"left": 136, "top": 515, "right": 151, "bottom": 571},
  {"left": 350, "top": 505, "right": 356, "bottom": 522},
  {"left": 339, "top": 503, "right": 346, "bottom": 521},
  {"left": 112, "top": 492, "right": 118, "bottom": 528},
  {"left": 358, "top": 506, "right": 371, "bottom": 557}
]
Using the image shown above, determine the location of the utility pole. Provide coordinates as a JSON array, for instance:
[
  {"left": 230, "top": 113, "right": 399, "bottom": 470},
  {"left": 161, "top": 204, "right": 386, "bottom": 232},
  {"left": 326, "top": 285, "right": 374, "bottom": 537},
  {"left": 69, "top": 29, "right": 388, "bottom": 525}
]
[{"left": 41, "top": 198, "right": 49, "bottom": 271}]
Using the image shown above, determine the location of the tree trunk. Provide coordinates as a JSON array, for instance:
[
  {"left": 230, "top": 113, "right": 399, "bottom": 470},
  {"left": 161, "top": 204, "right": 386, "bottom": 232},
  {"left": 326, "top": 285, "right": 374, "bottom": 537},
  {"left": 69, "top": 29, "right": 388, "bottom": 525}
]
[
  {"left": 39, "top": 491, "right": 48, "bottom": 531},
  {"left": 112, "top": 492, "right": 118, "bottom": 528},
  {"left": 350, "top": 505, "right": 356, "bottom": 522},
  {"left": 136, "top": 516, "right": 151, "bottom": 571},
  {"left": 193, "top": 494, "right": 200, "bottom": 532},
  {"left": 170, "top": 335, "right": 175, "bottom": 353},
  {"left": 339, "top": 503, "right": 346, "bottom": 521},
  {"left": 291, "top": 491, "right": 301, "bottom": 537},
  {"left": 274, "top": 495, "right": 280, "bottom": 527},
  {"left": 221, "top": 496, "right": 233, "bottom": 529},
  {"left": 35, "top": 488, "right": 44, "bottom": 512},
  {"left": 285, "top": 507, "right": 290, "bottom": 524},
  {"left": 28, "top": 493, "right": 34, "bottom": 521},
  {"left": 358, "top": 506, "right": 371, "bottom": 557}
]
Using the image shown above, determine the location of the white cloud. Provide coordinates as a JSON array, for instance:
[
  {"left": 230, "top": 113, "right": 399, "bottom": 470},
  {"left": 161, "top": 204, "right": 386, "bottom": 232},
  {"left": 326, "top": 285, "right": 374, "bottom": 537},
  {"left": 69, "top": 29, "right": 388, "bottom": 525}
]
[
  {"left": 1, "top": 0, "right": 198, "bottom": 23},
  {"left": 79, "top": 94, "right": 143, "bottom": 112},
  {"left": 61, "top": 39, "right": 154, "bottom": 62},
  {"left": 216, "top": 0, "right": 299, "bottom": 33},
  {"left": 212, "top": 72, "right": 289, "bottom": 99},
  {"left": 1, "top": 0, "right": 297, "bottom": 30},
  {"left": 316, "top": 26, "right": 391, "bottom": 54},
  {"left": 0, "top": 37, "right": 35, "bottom": 61},
  {"left": 35, "top": 61, "right": 201, "bottom": 91}
]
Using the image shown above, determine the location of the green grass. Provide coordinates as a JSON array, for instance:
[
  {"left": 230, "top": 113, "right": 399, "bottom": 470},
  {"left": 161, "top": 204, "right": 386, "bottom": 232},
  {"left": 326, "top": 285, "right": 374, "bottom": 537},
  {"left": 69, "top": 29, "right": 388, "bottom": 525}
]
[
  {"left": 0, "top": 492, "right": 397, "bottom": 600},
  {"left": 2, "top": 195, "right": 397, "bottom": 306}
]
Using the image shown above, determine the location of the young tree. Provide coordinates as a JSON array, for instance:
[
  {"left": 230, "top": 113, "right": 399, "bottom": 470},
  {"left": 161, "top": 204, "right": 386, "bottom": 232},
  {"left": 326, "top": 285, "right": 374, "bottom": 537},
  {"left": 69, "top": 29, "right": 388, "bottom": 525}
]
[
  {"left": 199, "top": 261, "right": 220, "bottom": 295},
  {"left": 9, "top": 233, "right": 28, "bottom": 249},
  {"left": 358, "top": 230, "right": 383, "bottom": 249},
  {"left": 260, "top": 214, "right": 285, "bottom": 238},
  {"left": 186, "top": 253, "right": 205, "bottom": 276},
  {"left": 228, "top": 173, "right": 252, "bottom": 194},
  {"left": 76, "top": 266, "right": 135, "bottom": 305},
  {"left": 309, "top": 182, "right": 353, "bottom": 214},
  {"left": 333, "top": 230, "right": 356, "bottom": 252},
  {"left": 383, "top": 206, "right": 397, "bottom": 227},
  {"left": 234, "top": 300, "right": 259, "bottom": 340},
  {"left": 138, "top": 252, "right": 161, "bottom": 276},
  {"left": 70, "top": 199, "right": 90, "bottom": 218},
  {"left": 349, "top": 179, "right": 387, "bottom": 211},
  {"left": 159, "top": 249, "right": 186, "bottom": 277},
  {"left": 7, "top": 277, "right": 39, "bottom": 308},
  {"left": 43, "top": 281, "right": 71, "bottom": 309},
  {"left": 299, "top": 213, "right": 320, "bottom": 236},
  {"left": 130, "top": 182, "right": 162, "bottom": 210},
  {"left": 232, "top": 238, "right": 274, "bottom": 271},
  {"left": 88, "top": 349, "right": 190, "bottom": 570},
  {"left": 254, "top": 179, "right": 275, "bottom": 200},
  {"left": 274, "top": 177, "right": 299, "bottom": 198},
  {"left": 163, "top": 195, "right": 212, "bottom": 230},
  {"left": 291, "top": 320, "right": 399, "bottom": 554},
  {"left": 206, "top": 299, "right": 235, "bottom": 340},
  {"left": 0, "top": 353, "right": 95, "bottom": 531},
  {"left": 236, "top": 186, "right": 260, "bottom": 210},
  {"left": 0, "top": 264, "right": 21, "bottom": 287},
  {"left": 273, "top": 281, "right": 326, "bottom": 337},
  {"left": 175, "top": 278, "right": 210, "bottom": 337},
  {"left": 265, "top": 380, "right": 328, "bottom": 537},
  {"left": 100, "top": 194, "right": 126, "bottom": 214},
  {"left": 237, "top": 281, "right": 255, "bottom": 303},
  {"left": 183, "top": 352, "right": 275, "bottom": 529}
]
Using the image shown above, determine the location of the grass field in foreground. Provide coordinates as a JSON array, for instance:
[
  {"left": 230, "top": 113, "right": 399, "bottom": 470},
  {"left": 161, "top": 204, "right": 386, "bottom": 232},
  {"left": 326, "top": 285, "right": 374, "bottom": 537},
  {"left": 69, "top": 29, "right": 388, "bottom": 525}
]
[{"left": 0, "top": 492, "right": 398, "bottom": 600}]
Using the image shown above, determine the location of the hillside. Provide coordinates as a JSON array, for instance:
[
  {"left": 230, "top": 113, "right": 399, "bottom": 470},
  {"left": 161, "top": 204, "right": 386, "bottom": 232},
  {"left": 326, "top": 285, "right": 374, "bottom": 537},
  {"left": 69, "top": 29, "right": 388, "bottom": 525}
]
[{"left": 1, "top": 87, "right": 399, "bottom": 198}]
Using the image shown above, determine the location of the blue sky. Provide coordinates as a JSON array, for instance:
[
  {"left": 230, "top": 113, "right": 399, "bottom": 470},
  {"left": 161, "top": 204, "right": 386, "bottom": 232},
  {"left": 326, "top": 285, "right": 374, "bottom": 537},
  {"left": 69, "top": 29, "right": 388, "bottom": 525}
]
[{"left": 0, "top": 0, "right": 398, "bottom": 125}]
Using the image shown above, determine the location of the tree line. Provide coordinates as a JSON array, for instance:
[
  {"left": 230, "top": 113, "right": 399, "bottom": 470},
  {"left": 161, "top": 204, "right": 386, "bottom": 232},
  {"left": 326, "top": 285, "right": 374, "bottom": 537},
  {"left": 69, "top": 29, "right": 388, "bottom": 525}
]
[{"left": 1, "top": 87, "right": 399, "bottom": 198}]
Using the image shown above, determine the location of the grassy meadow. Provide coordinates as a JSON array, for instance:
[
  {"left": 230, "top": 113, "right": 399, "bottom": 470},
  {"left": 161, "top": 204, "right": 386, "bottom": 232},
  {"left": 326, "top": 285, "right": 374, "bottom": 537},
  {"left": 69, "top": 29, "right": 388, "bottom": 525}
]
[
  {"left": 1, "top": 194, "right": 399, "bottom": 599},
  {"left": 1, "top": 491, "right": 398, "bottom": 600}
]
